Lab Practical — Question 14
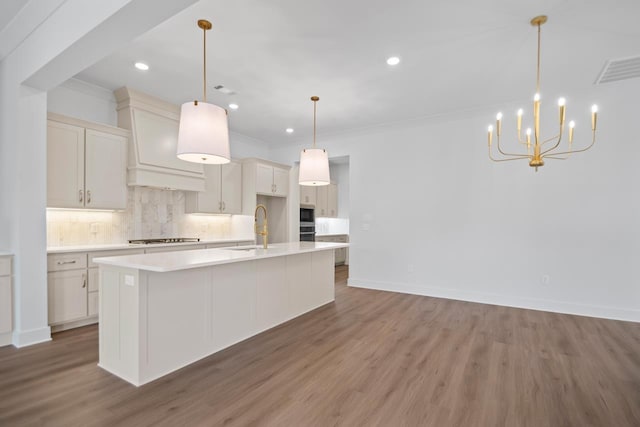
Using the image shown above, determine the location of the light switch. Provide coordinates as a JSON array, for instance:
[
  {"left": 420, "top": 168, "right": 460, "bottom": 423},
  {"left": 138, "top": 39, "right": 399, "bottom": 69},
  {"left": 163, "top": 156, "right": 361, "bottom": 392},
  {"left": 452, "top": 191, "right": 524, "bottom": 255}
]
[{"left": 124, "top": 274, "right": 135, "bottom": 287}]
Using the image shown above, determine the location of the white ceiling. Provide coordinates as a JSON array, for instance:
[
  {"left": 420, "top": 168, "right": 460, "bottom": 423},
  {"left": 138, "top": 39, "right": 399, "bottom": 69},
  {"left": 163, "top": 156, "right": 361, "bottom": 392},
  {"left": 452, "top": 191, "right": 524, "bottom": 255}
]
[{"left": 74, "top": 0, "right": 640, "bottom": 145}]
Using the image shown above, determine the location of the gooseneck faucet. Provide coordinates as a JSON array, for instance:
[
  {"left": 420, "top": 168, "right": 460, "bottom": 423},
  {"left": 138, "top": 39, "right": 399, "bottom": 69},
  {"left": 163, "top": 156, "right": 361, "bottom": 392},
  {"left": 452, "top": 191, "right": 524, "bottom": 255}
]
[{"left": 254, "top": 204, "right": 268, "bottom": 249}]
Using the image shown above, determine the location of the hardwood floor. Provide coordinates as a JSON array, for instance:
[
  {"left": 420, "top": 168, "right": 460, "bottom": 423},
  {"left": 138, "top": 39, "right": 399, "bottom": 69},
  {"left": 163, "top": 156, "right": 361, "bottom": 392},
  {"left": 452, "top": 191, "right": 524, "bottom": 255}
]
[{"left": 1, "top": 265, "right": 639, "bottom": 426}]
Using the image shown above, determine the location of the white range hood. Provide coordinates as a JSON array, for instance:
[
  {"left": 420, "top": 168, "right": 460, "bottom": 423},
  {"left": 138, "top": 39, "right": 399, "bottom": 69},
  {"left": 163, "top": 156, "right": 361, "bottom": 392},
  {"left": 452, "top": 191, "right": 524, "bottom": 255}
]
[{"left": 115, "top": 87, "right": 205, "bottom": 191}]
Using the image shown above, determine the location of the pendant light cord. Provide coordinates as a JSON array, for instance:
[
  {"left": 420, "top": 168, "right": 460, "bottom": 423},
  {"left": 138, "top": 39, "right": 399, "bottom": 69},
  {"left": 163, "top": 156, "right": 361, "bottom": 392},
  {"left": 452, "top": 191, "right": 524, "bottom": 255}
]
[
  {"left": 313, "top": 99, "right": 317, "bottom": 148},
  {"left": 203, "top": 24, "right": 207, "bottom": 102}
]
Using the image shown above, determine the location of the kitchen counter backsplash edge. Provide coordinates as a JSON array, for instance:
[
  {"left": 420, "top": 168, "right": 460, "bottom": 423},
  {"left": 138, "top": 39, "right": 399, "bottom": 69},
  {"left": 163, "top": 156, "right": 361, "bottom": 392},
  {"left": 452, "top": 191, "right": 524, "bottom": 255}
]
[{"left": 47, "top": 239, "right": 256, "bottom": 254}]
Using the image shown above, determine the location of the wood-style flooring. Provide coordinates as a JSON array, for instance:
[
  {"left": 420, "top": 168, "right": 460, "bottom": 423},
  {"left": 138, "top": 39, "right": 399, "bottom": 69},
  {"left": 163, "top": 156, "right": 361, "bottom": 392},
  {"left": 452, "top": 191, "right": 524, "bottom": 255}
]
[{"left": 1, "top": 266, "right": 639, "bottom": 426}]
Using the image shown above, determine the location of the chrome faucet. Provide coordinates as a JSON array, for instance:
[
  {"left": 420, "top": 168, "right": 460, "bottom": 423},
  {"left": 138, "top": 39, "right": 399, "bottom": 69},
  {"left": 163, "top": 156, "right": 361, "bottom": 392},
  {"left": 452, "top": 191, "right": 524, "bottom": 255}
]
[{"left": 254, "top": 204, "right": 268, "bottom": 249}]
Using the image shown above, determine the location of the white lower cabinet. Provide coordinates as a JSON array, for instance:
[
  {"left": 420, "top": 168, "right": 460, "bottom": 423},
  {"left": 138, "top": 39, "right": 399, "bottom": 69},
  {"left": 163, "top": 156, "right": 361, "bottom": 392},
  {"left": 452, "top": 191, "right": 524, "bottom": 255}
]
[
  {"left": 48, "top": 269, "right": 88, "bottom": 324},
  {"left": 0, "top": 255, "right": 13, "bottom": 346},
  {"left": 315, "top": 235, "right": 349, "bottom": 265}
]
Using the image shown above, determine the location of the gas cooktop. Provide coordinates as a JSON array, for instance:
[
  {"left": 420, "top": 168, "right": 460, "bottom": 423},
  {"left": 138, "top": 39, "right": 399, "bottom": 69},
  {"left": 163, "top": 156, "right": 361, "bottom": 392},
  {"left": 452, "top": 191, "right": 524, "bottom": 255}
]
[{"left": 128, "top": 238, "right": 201, "bottom": 245}]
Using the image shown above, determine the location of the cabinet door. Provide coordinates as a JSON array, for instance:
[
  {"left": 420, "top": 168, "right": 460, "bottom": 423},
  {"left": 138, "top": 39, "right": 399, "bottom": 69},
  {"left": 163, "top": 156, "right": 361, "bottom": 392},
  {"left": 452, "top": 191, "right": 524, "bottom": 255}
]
[
  {"left": 272, "top": 167, "right": 289, "bottom": 196},
  {"left": 48, "top": 270, "right": 87, "bottom": 324},
  {"left": 0, "top": 276, "right": 11, "bottom": 334},
  {"left": 300, "top": 185, "right": 316, "bottom": 206},
  {"left": 316, "top": 185, "right": 328, "bottom": 217},
  {"left": 186, "top": 164, "right": 221, "bottom": 213},
  {"left": 85, "top": 129, "right": 128, "bottom": 210},
  {"left": 256, "top": 164, "right": 273, "bottom": 194},
  {"left": 47, "top": 121, "right": 85, "bottom": 208},
  {"left": 220, "top": 161, "right": 242, "bottom": 214},
  {"left": 328, "top": 183, "right": 338, "bottom": 217}
]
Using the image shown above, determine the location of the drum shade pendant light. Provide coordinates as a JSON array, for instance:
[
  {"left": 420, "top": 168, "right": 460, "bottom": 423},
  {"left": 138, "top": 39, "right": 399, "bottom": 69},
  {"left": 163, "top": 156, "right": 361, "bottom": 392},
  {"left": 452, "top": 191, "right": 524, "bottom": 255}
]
[
  {"left": 177, "top": 19, "right": 230, "bottom": 164},
  {"left": 299, "top": 96, "right": 330, "bottom": 186},
  {"left": 487, "top": 15, "right": 598, "bottom": 171}
]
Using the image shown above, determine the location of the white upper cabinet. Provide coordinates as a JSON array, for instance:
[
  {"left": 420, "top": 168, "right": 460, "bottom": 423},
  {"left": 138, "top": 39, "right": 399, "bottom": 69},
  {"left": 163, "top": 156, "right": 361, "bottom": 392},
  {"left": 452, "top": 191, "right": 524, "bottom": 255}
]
[
  {"left": 315, "top": 183, "right": 338, "bottom": 218},
  {"left": 85, "top": 129, "right": 128, "bottom": 209},
  {"left": 272, "top": 167, "right": 289, "bottom": 197},
  {"left": 47, "top": 115, "right": 127, "bottom": 210},
  {"left": 254, "top": 163, "right": 289, "bottom": 197},
  {"left": 220, "top": 161, "right": 243, "bottom": 213},
  {"left": 300, "top": 185, "right": 317, "bottom": 206},
  {"left": 186, "top": 161, "right": 242, "bottom": 214},
  {"left": 47, "top": 121, "right": 85, "bottom": 208}
]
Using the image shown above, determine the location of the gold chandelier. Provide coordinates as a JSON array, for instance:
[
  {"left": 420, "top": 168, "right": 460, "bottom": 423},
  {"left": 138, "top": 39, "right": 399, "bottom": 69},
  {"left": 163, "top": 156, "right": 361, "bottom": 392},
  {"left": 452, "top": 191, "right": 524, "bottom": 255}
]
[{"left": 487, "top": 15, "right": 598, "bottom": 171}]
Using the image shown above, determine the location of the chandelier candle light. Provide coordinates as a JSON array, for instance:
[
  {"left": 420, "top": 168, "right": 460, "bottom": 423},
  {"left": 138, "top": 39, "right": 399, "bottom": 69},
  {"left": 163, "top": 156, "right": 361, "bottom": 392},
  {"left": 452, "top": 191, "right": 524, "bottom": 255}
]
[
  {"left": 176, "top": 19, "right": 230, "bottom": 164},
  {"left": 487, "top": 15, "right": 598, "bottom": 171},
  {"left": 299, "top": 96, "right": 330, "bottom": 186}
]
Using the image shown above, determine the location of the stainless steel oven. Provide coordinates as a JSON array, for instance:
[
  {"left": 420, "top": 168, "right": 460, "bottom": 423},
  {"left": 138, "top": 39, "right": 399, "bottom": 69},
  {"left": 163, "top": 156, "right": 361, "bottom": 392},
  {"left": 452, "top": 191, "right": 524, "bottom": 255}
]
[{"left": 300, "top": 222, "right": 316, "bottom": 242}]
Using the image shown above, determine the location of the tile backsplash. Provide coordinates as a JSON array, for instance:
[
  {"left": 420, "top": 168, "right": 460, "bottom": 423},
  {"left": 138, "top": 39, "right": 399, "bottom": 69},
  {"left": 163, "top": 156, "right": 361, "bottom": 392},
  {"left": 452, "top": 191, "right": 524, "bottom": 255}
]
[{"left": 47, "top": 187, "right": 254, "bottom": 247}]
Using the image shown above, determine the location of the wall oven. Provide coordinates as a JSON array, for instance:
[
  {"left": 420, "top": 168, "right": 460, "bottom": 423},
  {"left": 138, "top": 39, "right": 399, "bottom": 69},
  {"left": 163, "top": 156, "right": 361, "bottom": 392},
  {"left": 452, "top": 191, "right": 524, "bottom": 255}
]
[{"left": 300, "top": 207, "right": 315, "bottom": 241}]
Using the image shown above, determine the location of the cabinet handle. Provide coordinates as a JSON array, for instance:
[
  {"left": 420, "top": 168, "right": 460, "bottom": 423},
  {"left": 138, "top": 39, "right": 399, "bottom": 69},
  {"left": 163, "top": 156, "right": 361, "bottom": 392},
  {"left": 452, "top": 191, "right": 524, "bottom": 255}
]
[
  {"left": 222, "top": 201, "right": 226, "bottom": 211},
  {"left": 57, "top": 260, "right": 77, "bottom": 265},
  {"left": 82, "top": 274, "right": 87, "bottom": 288},
  {"left": 218, "top": 201, "right": 222, "bottom": 211},
  {"left": 87, "top": 190, "right": 91, "bottom": 204},
  {"left": 79, "top": 190, "right": 83, "bottom": 203}
]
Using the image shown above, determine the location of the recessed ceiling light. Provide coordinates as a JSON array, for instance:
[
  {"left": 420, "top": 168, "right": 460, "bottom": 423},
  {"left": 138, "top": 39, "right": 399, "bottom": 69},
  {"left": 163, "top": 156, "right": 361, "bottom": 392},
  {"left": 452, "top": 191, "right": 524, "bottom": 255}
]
[
  {"left": 286, "top": 128, "right": 294, "bottom": 134},
  {"left": 386, "top": 56, "right": 400, "bottom": 66},
  {"left": 134, "top": 62, "right": 149, "bottom": 71},
  {"left": 228, "top": 103, "right": 239, "bottom": 110}
]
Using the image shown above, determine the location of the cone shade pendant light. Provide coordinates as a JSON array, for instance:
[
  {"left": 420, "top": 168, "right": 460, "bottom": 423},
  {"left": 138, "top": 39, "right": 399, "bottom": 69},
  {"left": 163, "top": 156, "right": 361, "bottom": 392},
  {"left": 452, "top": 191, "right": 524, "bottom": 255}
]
[
  {"left": 177, "top": 19, "right": 230, "bottom": 164},
  {"left": 299, "top": 96, "right": 330, "bottom": 186}
]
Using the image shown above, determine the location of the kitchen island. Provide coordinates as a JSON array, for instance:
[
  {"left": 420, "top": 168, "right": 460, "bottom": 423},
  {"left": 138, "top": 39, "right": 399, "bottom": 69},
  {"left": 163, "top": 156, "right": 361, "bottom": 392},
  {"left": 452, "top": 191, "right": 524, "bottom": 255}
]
[{"left": 93, "top": 242, "right": 348, "bottom": 386}]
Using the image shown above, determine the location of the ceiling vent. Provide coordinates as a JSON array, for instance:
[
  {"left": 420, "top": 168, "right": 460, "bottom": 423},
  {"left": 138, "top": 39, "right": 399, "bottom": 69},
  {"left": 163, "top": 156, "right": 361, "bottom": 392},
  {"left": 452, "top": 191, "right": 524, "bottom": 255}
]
[
  {"left": 213, "top": 85, "right": 236, "bottom": 95},
  {"left": 595, "top": 55, "right": 640, "bottom": 85}
]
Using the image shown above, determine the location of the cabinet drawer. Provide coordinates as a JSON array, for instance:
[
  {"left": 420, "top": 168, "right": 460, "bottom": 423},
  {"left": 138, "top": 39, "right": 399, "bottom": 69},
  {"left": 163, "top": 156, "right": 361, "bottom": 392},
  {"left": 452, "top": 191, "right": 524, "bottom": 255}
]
[
  {"left": 0, "top": 257, "right": 11, "bottom": 276},
  {"left": 48, "top": 253, "right": 87, "bottom": 272},
  {"left": 88, "top": 249, "right": 145, "bottom": 268},
  {"left": 88, "top": 291, "right": 99, "bottom": 317}
]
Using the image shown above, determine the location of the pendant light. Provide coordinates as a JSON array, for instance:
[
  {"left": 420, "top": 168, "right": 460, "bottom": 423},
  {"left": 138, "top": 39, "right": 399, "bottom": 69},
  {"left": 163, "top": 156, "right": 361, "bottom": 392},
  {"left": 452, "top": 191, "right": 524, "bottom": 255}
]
[
  {"left": 299, "top": 96, "right": 330, "bottom": 186},
  {"left": 177, "top": 19, "right": 230, "bottom": 164}
]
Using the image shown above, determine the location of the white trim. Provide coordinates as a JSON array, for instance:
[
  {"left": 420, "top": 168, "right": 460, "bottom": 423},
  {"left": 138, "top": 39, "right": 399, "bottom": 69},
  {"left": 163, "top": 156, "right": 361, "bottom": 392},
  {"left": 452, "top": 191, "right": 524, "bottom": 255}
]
[
  {"left": 61, "top": 78, "right": 117, "bottom": 103},
  {"left": 348, "top": 278, "right": 640, "bottom": 323},
  {"left": 11, "top": 326, "right": 52, "bottom": 348}
]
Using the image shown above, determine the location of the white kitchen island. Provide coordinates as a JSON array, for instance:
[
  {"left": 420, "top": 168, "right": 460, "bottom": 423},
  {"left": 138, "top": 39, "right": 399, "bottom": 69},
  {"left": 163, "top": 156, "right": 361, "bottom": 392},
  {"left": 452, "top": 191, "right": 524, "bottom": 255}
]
[{"left": 93, "top": 242, "right": 348, "bottom": 386}]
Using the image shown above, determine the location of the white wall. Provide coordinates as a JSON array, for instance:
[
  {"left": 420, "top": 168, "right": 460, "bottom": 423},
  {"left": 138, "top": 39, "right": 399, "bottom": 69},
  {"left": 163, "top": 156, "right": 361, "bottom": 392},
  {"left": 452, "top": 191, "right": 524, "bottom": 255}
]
[
  {"left": 48, "top": 78, "right": 118, "bottom": 126},
  {"left": 271, "top": 80, "right": 640, "bottom": 322},
  {"left": 0, "top": 0, "right": 199, "bottom": 347}
]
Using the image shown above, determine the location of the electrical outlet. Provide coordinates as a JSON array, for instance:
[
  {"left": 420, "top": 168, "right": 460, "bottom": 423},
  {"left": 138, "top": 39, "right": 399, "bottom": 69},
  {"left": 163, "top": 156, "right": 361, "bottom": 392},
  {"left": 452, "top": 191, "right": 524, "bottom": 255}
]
[{"left": 541, "top": 274, "right": 550, "bottom": 285}]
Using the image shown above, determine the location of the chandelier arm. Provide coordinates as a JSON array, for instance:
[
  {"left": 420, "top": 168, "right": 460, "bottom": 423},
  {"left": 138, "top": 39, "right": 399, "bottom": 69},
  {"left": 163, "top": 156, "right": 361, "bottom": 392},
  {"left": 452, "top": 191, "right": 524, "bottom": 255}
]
[
  {"left": 541, "top": 133, "right": 561, "bottom": 146},
  {"left": 496, "top": 135, "right": 530, "bottom": 158},
  {"left": 540, "top": 130, "right": 564, "bottom": 155},
  {"left": 543, "top": 156, "right": 569, "bottom": 160},
  {"left": 541, "top": 133, "right": 596, "bottom": 157},
  {"left": 489, "top": 148, "right": 529, "bottom": 162}
]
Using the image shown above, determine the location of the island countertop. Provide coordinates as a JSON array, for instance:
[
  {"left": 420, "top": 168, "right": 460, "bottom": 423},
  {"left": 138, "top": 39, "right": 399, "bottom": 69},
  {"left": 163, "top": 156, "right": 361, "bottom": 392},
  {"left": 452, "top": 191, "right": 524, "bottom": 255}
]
[{"left": 93, "top": 241, "right": 349, "bottom": 273}]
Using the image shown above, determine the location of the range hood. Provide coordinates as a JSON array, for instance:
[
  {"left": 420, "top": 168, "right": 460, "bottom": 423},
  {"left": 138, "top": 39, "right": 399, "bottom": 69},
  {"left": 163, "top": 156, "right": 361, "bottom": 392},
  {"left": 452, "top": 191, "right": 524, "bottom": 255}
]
[{"left": 115, "top": 87, "right": 205, "bottom": 191}]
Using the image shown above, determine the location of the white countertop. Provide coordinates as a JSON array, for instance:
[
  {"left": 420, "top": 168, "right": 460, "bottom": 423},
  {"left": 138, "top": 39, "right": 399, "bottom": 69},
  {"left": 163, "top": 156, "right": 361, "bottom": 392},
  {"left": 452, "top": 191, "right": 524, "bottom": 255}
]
[
  {"left": 94, "top": 242, "right": 349, "bottom": 273},
  {"left": 0, "top": 252, "right": 12, "bottom": 257},
  {"left": 315, "top": 233, "right": 349, "bottom": 237},
  {"left": 47, "top": 239, "right": 254, "bottom": 254}
]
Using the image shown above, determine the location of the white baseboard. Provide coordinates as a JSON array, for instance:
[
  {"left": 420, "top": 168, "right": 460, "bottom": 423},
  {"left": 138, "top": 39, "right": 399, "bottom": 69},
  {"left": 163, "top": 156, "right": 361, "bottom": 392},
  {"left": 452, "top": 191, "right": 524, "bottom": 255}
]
[
  {"left": 348, "top": 278, "right": 640, "bottom": 323},
  {"left": 12, "top": 326, "right": 52, "bottom": 347}
]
